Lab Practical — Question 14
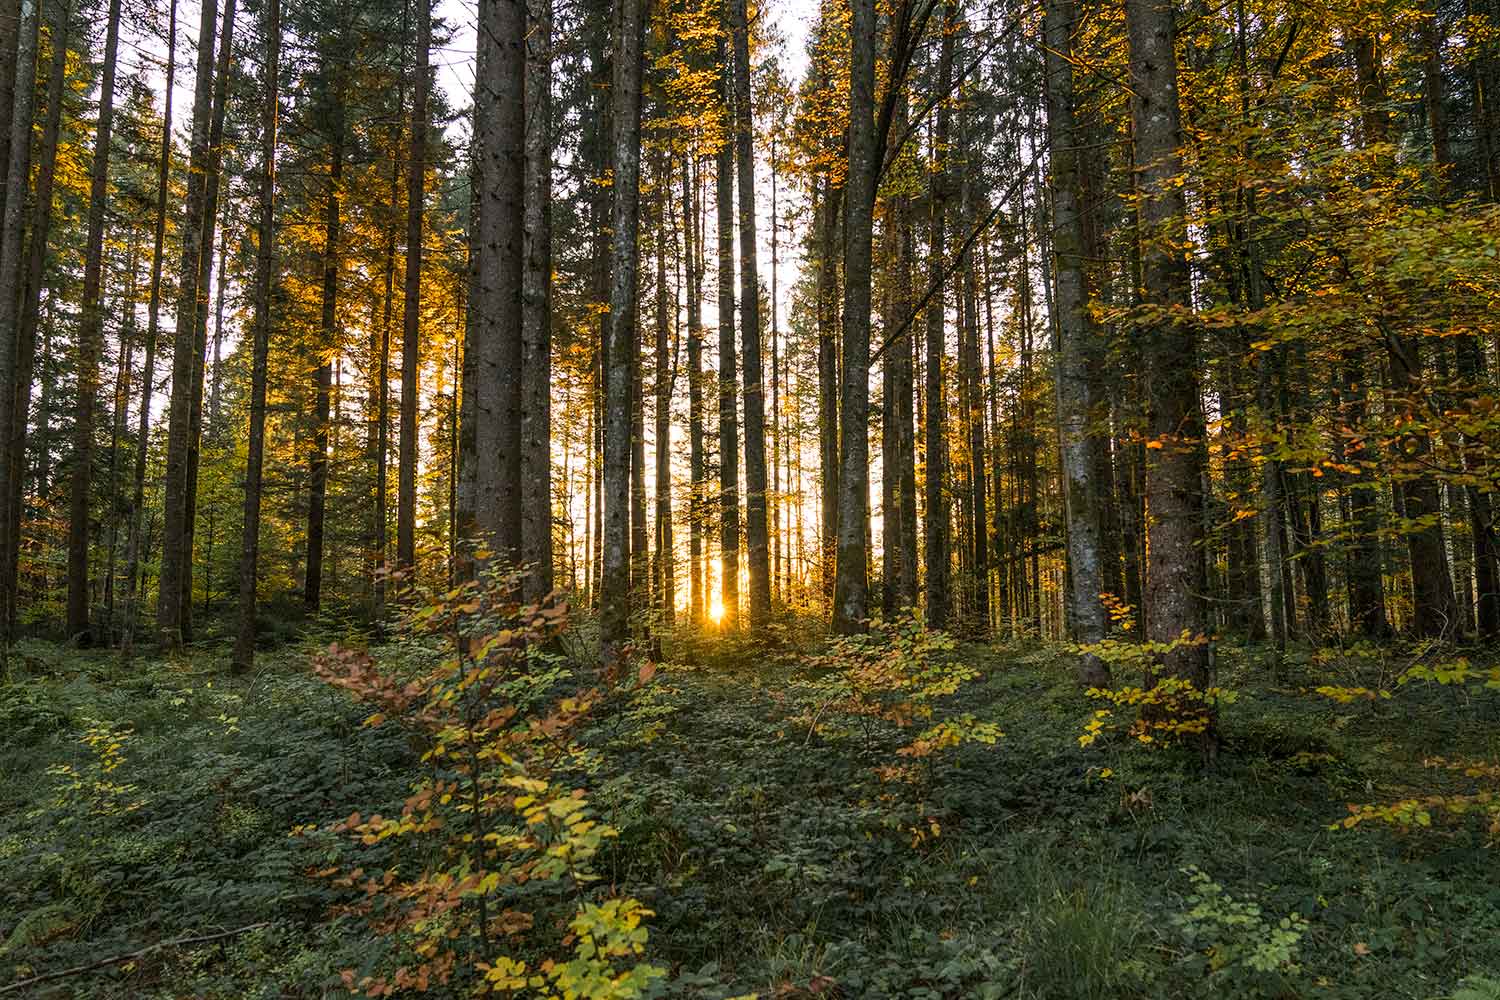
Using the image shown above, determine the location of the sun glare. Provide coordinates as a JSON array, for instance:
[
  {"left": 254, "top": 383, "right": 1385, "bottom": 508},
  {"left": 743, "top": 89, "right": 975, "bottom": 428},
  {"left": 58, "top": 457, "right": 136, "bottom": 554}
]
[{"left": 708, "top": 596, "right": 725, "bottom": 624}]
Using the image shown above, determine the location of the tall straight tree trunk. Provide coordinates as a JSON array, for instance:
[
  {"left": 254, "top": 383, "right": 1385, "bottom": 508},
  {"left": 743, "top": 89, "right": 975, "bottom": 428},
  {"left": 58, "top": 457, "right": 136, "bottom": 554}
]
[
  {"left": 1124, "top": 0, "right": 1211, "bottom": 695},
  {"left": 207, "top": 198, "right": 230, "bottom": 438},
  {"left": 654, "top": 160, "right": 674, "bottom": 622},
  {"left": 716, "top": 33, "right": 741, "bottom": 629},
  {"left": 306, "top": 86, "right": 344, "bottom": 614},
  {"left": 892, "top": 104, "right": 918, "bottom": 611},
  {"left": 816, "top": 179, "right": 839, "bottom": 603},
  {"left": 521, "top": 0, "right": 554, "bottom": 600},
  {"left": 103, "top": 247, "right": 142, "bottom": 633},
  {"left": 882, "top": 216, "right": 900, "bottom": 617},
  {"left": 233, "top": 0, "right": 279, "bottom": 672},
  {"left": 631, "top": 292, "right": 649, "bottom": 598},
  {"left": 1, "top": 0, "right": 63, "bottom": 634},
  {"left": 474, "top": 0, "right": 526, "bottom": 563},
  {"left": 601, "top": 0, "right": 645, "bottom": 657},
  {"left": 371, "top": 219, "right": 396, "bottom": 609},
  {"left": 1257, "top": 346, "right": 1288, "bottom": 650},
  {"left": 66, "top": 0, "right": 125, "bottom": 642},
  {"left": 1456, "top": 335, "right": 1499, "bottom": 636},
  {"left": 684, "top": 156, "right": 705, "bottom": 625},
  {"left": 398, "top": 0, "right": 430, "bottom": 590},
  {"left": 923, "top": 3, "right": 956, "bottom": 630},
  {"left": 0, "top": 0, "right": 38, "bottom": 638},
  {"left": 770, "top": 137, "right": 781, "bottom": 604},
  {"left": 179, "top": 0, "right": 236, "bottom": 641},
  {"left": 961, "top": 190, "right": 988, "bottom": 633},
  {"left": 832, "top": 0, "right": 875, "bottom": 633},
  {"left": 1389, "top": 338, "right": 1458, "bottom": 636},
  {"left": 731, "top": 0, "right": 769, "bottom": 627},
  {"left": 0, "top": 0, "right": 20, "bottom": 227},
  {"left": 1043, "top": 0, "right": 1110, "bottom": 686},
  {"left": 454, "top": 87, "right": 481, "bottom": 583},
  {"left": 121, "top": 0, "right": 176, "bottom": 658},
  {"left": 1352, "top": 32, "right": 1456, "bottom": 637},
  {"left": 157, "top": 0, "right": 221, "bottom": 646}
]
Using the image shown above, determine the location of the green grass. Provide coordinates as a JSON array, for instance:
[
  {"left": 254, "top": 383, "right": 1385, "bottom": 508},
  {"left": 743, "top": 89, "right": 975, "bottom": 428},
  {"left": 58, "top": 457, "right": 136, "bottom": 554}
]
[{"left": 1, "top": 628, "right": 1498, "bottom": 998}]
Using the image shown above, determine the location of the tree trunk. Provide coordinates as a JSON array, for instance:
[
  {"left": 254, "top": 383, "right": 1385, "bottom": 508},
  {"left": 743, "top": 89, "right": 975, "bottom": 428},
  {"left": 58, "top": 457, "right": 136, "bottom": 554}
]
[
  {"left": 398, "top": 0, "right": 430, "bottom": 591},
  {"left": 893, "top": 113, "right": 918, "bottom": 612},
  {"left": 923, "top": 3, "right": 955, "bottom": 631},
  {"left": 716, "top": 31, "right": 741, "bottom": 629},
  {"left": 685, "top": 156, "right": 705, "bottom": 625},
  {"left": 600, "top": 0, "right": 645, "bottom": 659},
  {"left": 454, "top": 88, "right": 481, "bottom": 583},
  {"left": 179, "top": 0, "right": 237, "bottom": 641},
  {"left": 306, "top": 78, "right": 343, "bottom": 614},
  {"left": 157, "top": 0, "right": 222, "bottom": 645},
  {"left": 66, "top": 0, "right": 125, "bottom": 642},
  {"left": 0, "top": 0, "right": 38, "bottom": 636},
  {"left": 521, "top": 0, "right": 554, "bottom": 600},
  {"left": 832, "top": 0, "right": 875, "bottom": 634},
  {"left": 103, "top": 245, "right": 142, "bottom": 635},
  {"left": 1456, "top": 335, "right": 1499, "bottom": 636},
  {"left": 0, "top": 0, "right": 20, "bottom": 228},
  {"left": 121, "top": 0, "right": 176, "bottom": 659},
  {"left": 474, "top": 0, "right": 526, "bottom": 563},
  {"left": 631, "top": 289, "right": 649, "bottom": 600},
  {"left": 0, "top": 0, "right": 59, "bottom": 635},
  {"left": 654, "top": 158, "right": 674, "bottom": 623},
  {"left": 1124, "top": 0, "right": 1211, "bottom": 696},
  {"left": 731, "top": 0, "right": 769, "bottom": 627},
  {"left": 816, "top": 179, "right": 839, "bottom": 604},
  {"left": 1043, "top": 0, "right": 1110, "bottom": 685},
  {"left": 233, "top": 0, "right": 279, "bottom": 672},
  {"left": 770, "top": 137, "right": 782, "bottom": 605}
]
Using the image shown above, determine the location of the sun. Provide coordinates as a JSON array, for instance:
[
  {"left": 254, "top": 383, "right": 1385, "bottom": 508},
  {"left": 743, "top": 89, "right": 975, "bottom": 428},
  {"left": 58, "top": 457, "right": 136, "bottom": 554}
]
[{"left": 708, "top": 596, "right": 725, "bottom": 625}]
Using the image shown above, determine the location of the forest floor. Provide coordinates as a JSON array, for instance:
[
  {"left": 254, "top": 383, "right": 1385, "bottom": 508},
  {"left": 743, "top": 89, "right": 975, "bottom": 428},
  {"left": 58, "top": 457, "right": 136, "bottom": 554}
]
[{"left": 2, "top": 624, "right": 1499, "bottom": 999}]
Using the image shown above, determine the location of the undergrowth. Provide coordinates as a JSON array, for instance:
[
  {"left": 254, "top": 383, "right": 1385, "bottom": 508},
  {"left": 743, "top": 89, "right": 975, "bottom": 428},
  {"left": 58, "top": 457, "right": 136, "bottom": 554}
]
[{"left": 1, "top": 622, "right": 1498, "bottom": 998}]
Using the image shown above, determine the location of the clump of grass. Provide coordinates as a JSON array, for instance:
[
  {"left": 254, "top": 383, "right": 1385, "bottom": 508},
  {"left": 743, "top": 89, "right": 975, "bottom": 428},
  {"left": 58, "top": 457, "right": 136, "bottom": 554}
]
[{"left": 1016, "top": 870, "right": 1150, "bottom": 1000}]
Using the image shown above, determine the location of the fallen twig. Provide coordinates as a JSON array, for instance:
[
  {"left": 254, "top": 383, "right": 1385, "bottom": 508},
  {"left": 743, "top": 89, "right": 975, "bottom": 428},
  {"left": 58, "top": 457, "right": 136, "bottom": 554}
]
[{"left": 0, "top": 922, "right": 271, "bottom": 995}]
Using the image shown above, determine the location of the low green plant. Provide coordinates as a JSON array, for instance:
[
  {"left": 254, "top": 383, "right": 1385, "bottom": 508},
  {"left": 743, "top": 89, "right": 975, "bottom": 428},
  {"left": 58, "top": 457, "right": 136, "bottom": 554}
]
[
  {"left": 794, "top": 614, "right": 1002, "bottom": 758},
  {"left": 1171, "top": 865, "right": 1307, "bottom": 995},
  {"left": 305, "top": 567, "right": 664, "bottom": 998}
]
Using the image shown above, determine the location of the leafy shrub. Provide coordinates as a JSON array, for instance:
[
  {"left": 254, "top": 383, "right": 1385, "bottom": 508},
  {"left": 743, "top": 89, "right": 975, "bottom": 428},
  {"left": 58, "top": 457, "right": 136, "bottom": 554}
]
[
  {"left": 793, "top": 615, "right": 1002, "bottom": 758},
  {"left": 303, "top": 567, "right": 664, "bottom": 997},
  {"left": 1170, "top": 865, "right": 1308, "bottom": 995}
]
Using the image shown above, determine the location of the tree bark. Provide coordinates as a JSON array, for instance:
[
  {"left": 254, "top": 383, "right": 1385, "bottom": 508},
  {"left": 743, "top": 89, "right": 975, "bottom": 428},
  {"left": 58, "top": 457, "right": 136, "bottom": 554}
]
[
  {"left": 0, "top": 0, "right": 40, "bottom": 636},
  {"left": 1043, "top": 0, "right": 1110, "bottom": 685},
  {"left": 521, "top": 0, "right": 554, "bottom": 600},
  {"left": 66, "top": 0, "right": 125, "bottom": 642},
  {"left": 685, "top": 156, "right": 705, "bottom": 625},
  {"left": 306, "top": 58, "right": 343, "bottom": 614},
  {"left": 397, "top": 0, "right": 430, "bottom": 591},
  {"left": 121, "top": 0, "right": 176, "bottom": 659},
  {"left": 0, "top": 0, "right": 19, "bottom": 227},
  {"left": 474, "top": 0, "right": 526, "bottom": 563},
  {"left": 157, "top": 0, "right": 223, "bottom": 645},
  {"left": 654, "top": 157, "right": 674, "bottom": 623},
  {"left": 731, "top": 0, "right": 769, "bottom": 627},
  {"left": 600, "top": 0, "right": 645, "bottom": 659},
  {"left": 233, "top": 0, "right": 280, "bottom": 672},
  {"left": 0, "top": 0, "right": 61, "bottom": 635},
  {"left": 923, "top": 3, "right": 956, "bottom": 631},
  {"left": 1124, "top": 0, "right": 1211, "bottom": 693},
  {"left": 832, "top": 0, "right": 876, "bottom": 634},
  {"left": 816, "top": 179, "right": 839, "bottom": 605},
  {"left": 716, "top": 31, "right": 741, "bottom": 629},
  {"left": 179, "top": 0, "right": 237, "bottom": 640}
]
